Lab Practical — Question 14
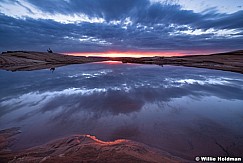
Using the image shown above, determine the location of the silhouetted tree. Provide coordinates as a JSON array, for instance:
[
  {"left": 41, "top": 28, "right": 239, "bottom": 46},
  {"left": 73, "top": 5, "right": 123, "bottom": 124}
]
[{"left": 47, "top": 48, "right": 53, "bottom": 53}]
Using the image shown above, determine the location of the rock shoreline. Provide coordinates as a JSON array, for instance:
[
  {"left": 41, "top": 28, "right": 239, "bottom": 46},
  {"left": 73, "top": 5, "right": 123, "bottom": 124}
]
[
  {"left": 0, "top": 51, "right": 108, "bottom": 71},
  {"left": 0, "top": 128, "right": 186, "bottom": 163},
  {"left": 116, "top": 50, "right": 243, "bottom": 74},
  {"left": 0, "top": 50, "right": 243, "bottom": 74}
]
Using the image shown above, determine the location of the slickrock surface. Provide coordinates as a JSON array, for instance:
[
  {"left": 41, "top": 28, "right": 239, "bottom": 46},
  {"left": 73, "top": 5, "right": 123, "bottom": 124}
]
[
  {"left": 118, "top": 50, "right": 243, "bottom": 74},
  {"left": 1, "top": 50, "right": 242, "bottom": 74},
  {"left": 0, "top": 128, "right": 186, "bottom": 163},
  {"left": 0, "top": 51, "right": 108, "bottom": 71}
]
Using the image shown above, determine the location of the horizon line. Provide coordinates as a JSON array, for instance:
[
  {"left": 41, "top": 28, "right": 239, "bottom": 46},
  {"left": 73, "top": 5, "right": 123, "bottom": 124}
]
[{"left": 63, "top": 50, "right": 223, "bottom": 58}]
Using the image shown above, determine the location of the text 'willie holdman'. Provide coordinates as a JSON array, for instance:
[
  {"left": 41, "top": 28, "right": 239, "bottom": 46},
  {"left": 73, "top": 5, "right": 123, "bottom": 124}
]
[{"left": 195, "top": 156, "right": 242, "bottom": 162}]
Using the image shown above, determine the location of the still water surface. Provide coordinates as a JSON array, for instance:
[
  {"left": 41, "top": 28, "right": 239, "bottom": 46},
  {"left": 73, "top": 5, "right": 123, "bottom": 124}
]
[{"left": 0, "top": 61, "right": 243, "bottom": 159}]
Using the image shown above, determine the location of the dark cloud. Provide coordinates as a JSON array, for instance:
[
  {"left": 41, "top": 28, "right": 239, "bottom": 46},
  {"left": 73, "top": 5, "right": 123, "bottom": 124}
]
[
  {"left": 198, "top": 10, "right": 243, "bottom": 30},
  {"left": 0, "top": 0, "right": 242, "bottom": 53},
  {"left": 26, "top": 0, "right": 149, "bottom": 20}
]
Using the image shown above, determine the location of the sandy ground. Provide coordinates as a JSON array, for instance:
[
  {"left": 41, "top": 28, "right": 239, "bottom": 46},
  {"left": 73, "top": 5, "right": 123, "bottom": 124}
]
[{"left": 0, "top": 128, "right": 187, "bottom": 163}]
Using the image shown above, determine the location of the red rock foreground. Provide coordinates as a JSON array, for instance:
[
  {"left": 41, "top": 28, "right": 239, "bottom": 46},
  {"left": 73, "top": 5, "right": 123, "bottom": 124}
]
[{"left": 0, "top": 128, "right": 187, "bottom": 163}]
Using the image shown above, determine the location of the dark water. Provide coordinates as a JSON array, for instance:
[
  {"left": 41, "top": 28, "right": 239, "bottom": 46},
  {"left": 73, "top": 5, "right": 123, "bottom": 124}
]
[{"left": 0, "top": 61, "right": 243, "bottom": 159}]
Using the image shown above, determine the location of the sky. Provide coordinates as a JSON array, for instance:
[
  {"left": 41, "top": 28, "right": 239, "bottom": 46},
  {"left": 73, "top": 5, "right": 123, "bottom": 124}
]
[{"left": 0, "top": 0, "right": 243, "bottom": 57}]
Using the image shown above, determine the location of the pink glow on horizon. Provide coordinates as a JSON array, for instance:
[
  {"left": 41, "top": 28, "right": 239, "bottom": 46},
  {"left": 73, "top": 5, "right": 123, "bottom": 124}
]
[
  {"left": 64, "top": 51, "right": 185, "bottom": 58},
  {"left": 63, "top": 50, "right": 220, "bottom": 57}
]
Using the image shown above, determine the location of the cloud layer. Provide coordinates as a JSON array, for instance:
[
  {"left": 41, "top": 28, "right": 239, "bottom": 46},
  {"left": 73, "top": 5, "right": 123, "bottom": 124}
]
[{"left": 0, "top": 0, "right": 242, "bottom": 54}]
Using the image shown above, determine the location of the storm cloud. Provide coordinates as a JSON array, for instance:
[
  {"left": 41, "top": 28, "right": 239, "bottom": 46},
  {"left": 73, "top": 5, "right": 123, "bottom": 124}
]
[{"left": 0, "top": 0, "right": 242, "bottom": 54}]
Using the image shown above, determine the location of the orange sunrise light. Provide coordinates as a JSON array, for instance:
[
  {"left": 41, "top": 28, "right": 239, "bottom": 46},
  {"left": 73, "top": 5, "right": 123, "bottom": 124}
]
[
  {"left": 65, "top": 51, "right": 184, "bottom": 58},
  {"left": 102, "top": 61, "right": 122, "bottom": 64}
]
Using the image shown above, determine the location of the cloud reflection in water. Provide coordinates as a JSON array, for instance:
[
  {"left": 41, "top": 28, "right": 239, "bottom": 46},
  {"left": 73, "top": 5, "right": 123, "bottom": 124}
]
[{"left": 0, "top": 62, "right": 243, "bottom": 158}]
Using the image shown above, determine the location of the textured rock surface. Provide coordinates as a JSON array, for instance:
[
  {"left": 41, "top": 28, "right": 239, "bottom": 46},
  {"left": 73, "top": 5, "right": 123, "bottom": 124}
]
[
  {"left": 1, "top": 50, "right": 243, "bottom": 73},
  {"left": 0, "top": 51, "right": 108, "bottom": 71},
  {"left": 119, "top": 50, "right": 243, "bottom": 74},
  {"left": 0, "top": 128, "right": 187, "bottom": 163}
]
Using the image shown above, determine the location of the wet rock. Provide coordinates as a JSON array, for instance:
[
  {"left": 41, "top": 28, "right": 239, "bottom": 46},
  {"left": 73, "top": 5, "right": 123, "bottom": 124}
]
[{"left": 0, "top": 129, "right": 186, "bottom": 163}]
